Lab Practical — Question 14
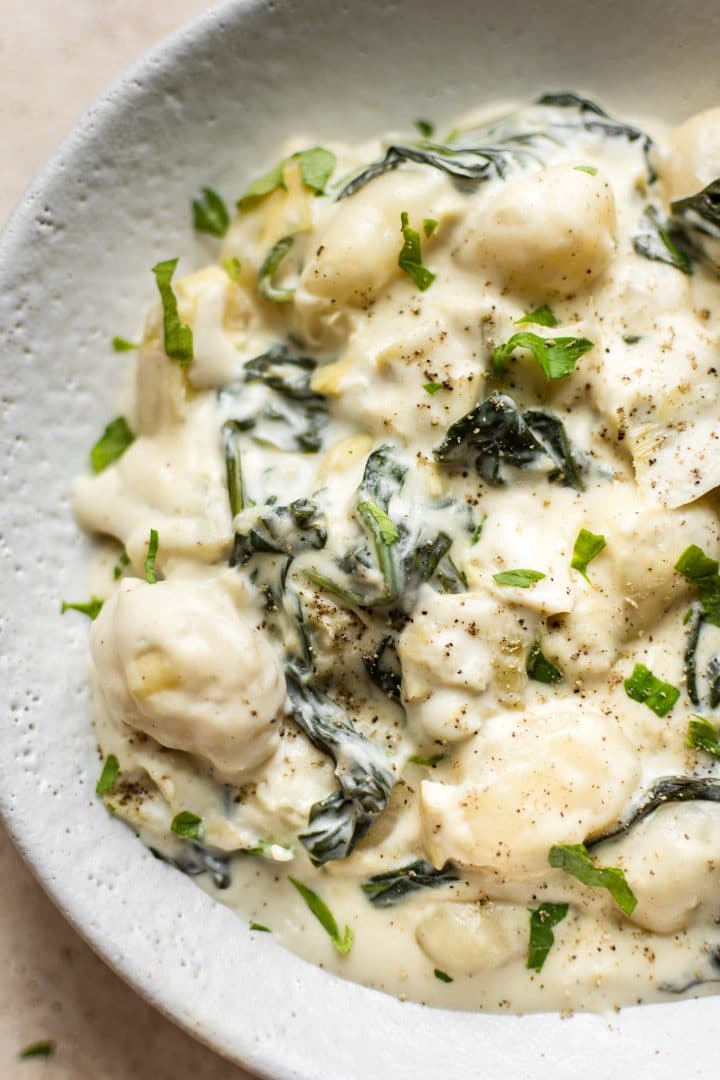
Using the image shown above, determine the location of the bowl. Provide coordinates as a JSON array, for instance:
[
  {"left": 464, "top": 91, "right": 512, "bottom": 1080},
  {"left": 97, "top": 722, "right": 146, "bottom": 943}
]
[{"left": 1, "top": 0, "right": 719, "bottom": 1075}]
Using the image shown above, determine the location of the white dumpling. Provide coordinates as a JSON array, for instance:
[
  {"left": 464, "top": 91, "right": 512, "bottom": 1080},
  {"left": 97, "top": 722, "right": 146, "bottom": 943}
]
[
  {"left": 661, "top": 107, "right": 720, "bottom": 202},
  {"left": 420, "top": 701, "right": 638, "bottom": 880},
  {"left": 416, "top": 901, "right": 528, "bottom": 976},
  {"left": 91, "top": 574, "right": 285, "bottom": 778},
  {"left": 458, "top": 164, "right": 617, "bottom": 296}
]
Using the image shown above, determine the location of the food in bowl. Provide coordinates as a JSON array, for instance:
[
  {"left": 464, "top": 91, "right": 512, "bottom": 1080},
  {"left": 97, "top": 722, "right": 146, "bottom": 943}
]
[{"left": 67, "top": 91, "right": 720, "bottom": 1012}]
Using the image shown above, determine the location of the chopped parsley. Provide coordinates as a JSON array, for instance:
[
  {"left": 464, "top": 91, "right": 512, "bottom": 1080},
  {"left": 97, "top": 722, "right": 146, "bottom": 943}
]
[
  {"left": 415, "top": 118, "right": 435, "bottom": 137},
  {"left": 258, "top": 235, "right": 296, "bottom": 302},
  {"left": 526, "top": 641, "right": 563, "bottom": 684},
  {"left": 493, "top": 568, "right": 546, "bottom": 588},
  {"left": 111, "top": 335, "right": 139, "bottom": 352},
  {"left": 144, "top": 528, "right": 160, "bottom": 584},
  {"left": 239, "top": 147, "right": 336, "bottom": 206},
  {"left": 90, "top": 416, "right": 135, "bottom": 473},
  {"left": 570, "top": 528, "right": 606, "bottom": 583},
  {"left": 222, "top": 256, "right": 241, "bottom": 283},
  {"left": 60, "top": 597, "right": 103, "bottom": 620},
  {"left": 548, "top": 844, "right": 637, "bottom": 915},
  {"left": 423, "top": 381, "right": 443, "bottom": 395},
  {"left": 624, "top": 662, "right": 680, "bottom": 717},
  {"left": 171, "top": 811, "right": 203, "bottom": 840},
  {"left": 574, "top": 164, "right": 598, "bottom": 175},
  {"left": 516, "top": 305, "right": 557, "bottom": 328},
  {"left": 151, "top": 258, "right": 193, "bottom": 365},
  {"left": 249, "top": 921, "right": 271, "bottom": 932},
  {"left": 407, "top": 754, "right": 444, "bottom": 768},
  {"left": 96, "top": 755, "right": 119, "bottom": 795},
  {"left": 492, "top": 331, "right": 593, "bottom": 380},
  {"left": 527, "top": 902, "right": 569, "bottom": 972},
  {"left": 675, "top": 544, "right": 720, "bottom": 626},
  {"left": 423, "top": 217, "right": 438, "bottom": 238},
  {"left": 434, "top": 968, "right": 453, "bottom": 983},
  {"left": 289, "top": 877, "right": 354, "bottom": 954},
  {"left": 398, "top": 211, "right": 436, "bottom": 291},
  {"left": 192, "top": 187, "right": 230, "bottom": 237},
  {"left": 687, "top": 716, "right": 720, "bottom": 759},
  {"left": 113, "top": 551, "right": 130, "bottom": 580},
  {"left": 623, "top": 334, "right": 642, "bottom": 345},
  {"left": 19, "top": 1041, "right": 55, "bottom": 1060},
  {"left": 470, "top": 515, "right": 487, "bottom": 545}
]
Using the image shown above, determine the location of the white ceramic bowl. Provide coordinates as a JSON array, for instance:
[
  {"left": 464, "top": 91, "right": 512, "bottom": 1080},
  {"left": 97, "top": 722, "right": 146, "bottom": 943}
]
[{"left": 2, "top": 1, "right": 720, "bottom": 1075}]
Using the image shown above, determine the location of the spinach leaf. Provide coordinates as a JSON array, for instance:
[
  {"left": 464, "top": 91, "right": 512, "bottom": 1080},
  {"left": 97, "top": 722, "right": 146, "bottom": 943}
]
[
  {"left": 151, "top": 258, "right": 194, "bottom": 365},
  {"left": 549, "top": 843, "right": 637, "bottom": 915},
  {"left": 527, "top": 902, "right": 569, "bottom": 972},
  {"left": 231, "top": 499, "right": 327, "bottom": 567},
  {"left": 492, "top": 331, "right": 593, "bottom": 380},
  {"left": 152, "top": 841, "right": 232, "bottom": 889},
  {"left": 676, "top": 544, "right": 720, "bottom": 627},
  {"left": 683, "top": 603, "right": 704, "bottom": 707},
  {"left": 90, "top": 416, "right": 135, "bottom": 473},
  {"left": 258, "top": 234, "right": 296, "bottom": 302},
  {"left": 289, "top": 877, "right": 354, "bottom": 954},
  {"left": 708, "top": 654, "right": 720, "bottom": 709},
  {"left": 571, "top": 529, "right": 606, "bottom": 583},
  {"left": 687, "top": 716, "right": 720, "bottom": 759},
  {"left": 361, "top": 859, "right": 459, "bottom": 907},
  {"left": 624, "top": 662, "right": 680, "bottom": 717},
  {"left": 632, "top": 206, "right": 693, "bottom": 274},
  {"left": 285, "top": 669, "right": 395, "bottom": 865},
  {"left": 61, "top": 597, "right": 104, "bottom": 620},
  {"left": 192, "top": 187, "right": 230, "bottom": 237},
  {"left": 434, "top": 969, "right": 454, "bottom": 983},
  {"left": 398, "top": 211, "right": 436, "bottom": 291},
  {"left": 527, "top": 641, "right": 563, "bottom": 684},
  {"left": 221, "top": 420, "right": 247, "bottom": 517},
  {"left": 363, "top": 635, "right": 403, "bottom": 705},
  {"left": 144, "top": 528, "right": 160, "bottom": 584},
  {"left": 588, "top": 775, "right": 720, "bottom": 848},
  {"left": 670, "top": 179, "right": 720, "bottom": 266}
]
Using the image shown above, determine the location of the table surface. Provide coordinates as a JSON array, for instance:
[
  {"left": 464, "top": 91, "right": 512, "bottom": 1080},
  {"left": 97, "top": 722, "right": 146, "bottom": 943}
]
[{"left": 1, "top": 2, "right": 253, "bottom": 1076}]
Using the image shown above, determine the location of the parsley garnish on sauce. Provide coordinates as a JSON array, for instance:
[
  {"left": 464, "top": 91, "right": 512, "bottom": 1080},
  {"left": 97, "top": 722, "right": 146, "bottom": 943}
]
[
  {"left": 492, "top": 331, "right": 593, "bottom": 380},
  {"left": 549, "top": 844, "right": 637, "bottom": 915},
  {"left": 493, "top": 568, "right": 546, "bottom": 588},
  {"left": 60, "top": 598, "right": 103, "bottom": 620},
  {"left": 238, "top": 147, "right": 336, "bottom": 207},
  {"left": 433, "top": 968, "right": 453, "bottom": 983},
  {"left": 144, "top": 528, "right": 160, "bottom": 584},
  {"left": 527, "top": 902, "right": 569, "bottom": 972},
  {"left": 423, "top": 381, "right": 443, "bottom": 395},
  {"left": 624, "top": 662, "right": 680, "bottom": 717},
  {"left": 111, "top": 336, "right": 139, "bottom": 352},
  {"left": 398, "top": 211, "right": 436, "bottom": 291},
  {"left": 415, "top": 119, "right": 435, "bottom": 137},
  {"left": 258, "top": 235, "right": 296, "bottom": 303},
  {"left": 222, "top": 256, "right": 241, "bottom": 283},
  {"left": 151, "top": 258, "right": 193, "bottom": 365},
  {"left": 192, "top": 187, "right": 230, "bottom": 237},
  {"left": 96, "top": 755, "right": 119, "bottom": 795},
  {"left": 19, "top": 1041, "right": 55, "bottom": 1060},
  {"left": 171, "top": 811, "right": 203, "bottom": 840},
  {"left": 90, "top": 416, "right": 135, "bottom": 473},
  {"left": 423, "top": 217, "right": 438, "bottom": 238},
  {"left": 675, "top": 545, "right": 720, "bottom": 626},
  {"left": 407, "top": 754, "right": 445, "bottom": 768},
  {"left": 571, "top": 529, "right": 606, "bottom": 583},
  {"left": 289, "top": 877, "right": 354, "bottom": 954},
  {"left": 687, "top": 716, "right": 720, "bottom": 759},
  {"left": 516, "top": 305, "right": 557, "bottom": 328},
  {"left": 526, "top": 641, "right": 563, "bottom": 684},
  {"left": 249, "top": 921, "right": 271, "bottom": 932}
]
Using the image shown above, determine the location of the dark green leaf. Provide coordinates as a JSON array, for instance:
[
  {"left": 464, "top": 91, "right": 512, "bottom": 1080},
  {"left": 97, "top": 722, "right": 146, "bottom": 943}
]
[
  {"left": 493, "top": 568, "right": 545, "bottom": 587},
  {"left": 258, "top": 234, "right": 296, "bottom": 302},
  {"left": 144, "top": 528, "right": 160, "bottom": 584},
  {"left": 221, "top": 420, "right": 246, "bottom": 518},
  {"left": 398, "top": 211, "right": 436, "bottom": 291},
  {"left": 516, "top": 305, "right": 557, "bottom": 328},
  {"left": 683, "top": 603, "right": 704, "bottom": 707},
  {"left": 171, "top": 811, "right": 203, "bottom": 840},
  {"left": 434, "top": 968, "right": 453, "bottom": 983},
  {"left": 19, "top": 1041, "right": 55, "bottom": 1060},
  {"left": 548, "top": 843, "right": 637, "bottom": 915},
  {"left": 415, "top": 119, "right": 435, "bottom": 137},
  {"left": 231, "top": 499, "right": 327, "bottom": 567},
  {"left": 96, "top": 755, "right": 119, "bottom": 795},
  {"left": 570, "top": 528, "right": 606, "bottom": 583},
  {"left": 156, "top": 841, "right": 230, "bottom": 888},
  {"left": 675, "top": 544, "right": 720, "bottom": 627},
  {"left": 90, "top": 416, "right": 135, "bottom": 473},
  {"left": 112, "top": 335, "right": 139, "bottom": 352},
  {"left": 687, "top": 716, "right": 720, "bottom": 759},
  {"left": 470, "top": 516, "right": 487, "bottom": 545},
  {"left": 527, "top": 902, "right": 569, "bottom": 972},
  {"left": 623, "top": 334, "right": 642, "bottom": 344},
  {"left": 192, "top": 187, "right": 230, "bottom": 237},
  {"left": 151, "top": 258, "right": 194, "bottom": 365},
  {"left": 61, "top": 597, "right": 103, "bottom": 620},
  {"left": 708, "top": 654, "right": 720, "bottom": 709},
  {"left": 624, "top": 662, "right": 680, "bottom": 717},
  {"left": 632, "top": 206, "right": 693, "bottom": 274},
  {"left": 588, "top": 775, "right": 720, "bottom": 847},
  {"left": 527, "top": 641, "right": 563, "bottom": 684},
  {"left": 492, "top": 331, "right": 593, "bottom": 380},
  {"left": 249, "top": 921, "right": 271, "bottom": 932},
  {"left": 363, "top": 636, "right": 403, "bottom": 706},
  {"left": 362, "top": 859, "right": 459, "bottom": 907},
  {"left": 289, "top": 876, "right": 353, "bottom": 954}
]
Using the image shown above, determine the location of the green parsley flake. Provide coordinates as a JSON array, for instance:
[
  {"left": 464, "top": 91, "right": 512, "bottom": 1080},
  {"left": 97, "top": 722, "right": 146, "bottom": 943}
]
[
  {"left": 111, "top": 335, "right": 139, "bottom": 352},
  {"left": 675, "top": 544, "right": 720, "bottom": 627},
  {"left": 249, "top": 921, "right": 271, "bottom": 932},
  {"left": 289, "top": 877, "right": 354, "bottom": 954},
  {"left": 515, "top": 305, "right": 557, "bottom": 328},
  {"left": 434, "top": 968, "right": 453, "bottom": 983},
  {"left": 549, "top": 844, "right": 637, "bottom": 915},
  {"left": 192, "top": 187, "right": 230, "bottom": 237},
  {"left": 527, "top": 902, "right": 569, "bottom": 972},
  {"left": 113, "top": 551, "right": 130, "bottom": 580},
  {"left": 423, "top": 381, "right": 443, "bottom": 395},
  {"left": 151, "top": 258, "right": 194, "bottom": 365},
  {"left": 19, "top": 1041, "right": 55, "bottom": 1060},
  {"left": 492, "top": 331, "right": 593, "bottom": 380},
  {"left": 238, "top": 147, "right": 336, "bottom": 207},
  {"left": 407, "top": 754, "right": 444, "bottom": 768},
  {"left": 222, "top": 256, "right": 242, "bottom": 283},
  {"left": 526, "top": 641, "right": 563, "bottom": 685},
  {"left": 398, "top": 211, "right": 436, "bottom": 291},
  {"left": 90, "top": 416, "right": 135, "bottom": 473},
  {"left": 624, "top": 662, "right": 680, "bottom": 717},
  {"left": 423, "top": 218, "right": 438, "bottom": 238},
  {"left": 470, "top": 515, "right": 487, "bottom": 546},
  {"left": 258, "top": 235, "right": 296, "bottom": 302},
  {"left": 96, "top": 755, "right": 119, "bottom": 795},
  {"left": 60, "top": 597, "right": 103, "bottom": 620},
  {"left": 687, "top": 716, "right": 720, "bottom": 759},
  {"left": 493, "top": 568, "right": 546, "bottom": 588},
  {"left": 144, "top": 528, "right": 160, "bottom": 584},
  {"left": 415, "top": 119, "right": 435, "bottom": 137},
  {"left": 574, "top": 165, "right": 598, "bottom": 175},
  {"left": 571, "top": 528, "right": 607, "bottom": 583},
  {"left": 171, "top": 811, "right": 203, "bottom": 840}
]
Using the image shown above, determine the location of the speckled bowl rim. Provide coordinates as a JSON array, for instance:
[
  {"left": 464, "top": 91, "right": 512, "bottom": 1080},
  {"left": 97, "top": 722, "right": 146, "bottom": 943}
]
[{"left": 1, "top": 0, "right": 719, "bottom": 1076}]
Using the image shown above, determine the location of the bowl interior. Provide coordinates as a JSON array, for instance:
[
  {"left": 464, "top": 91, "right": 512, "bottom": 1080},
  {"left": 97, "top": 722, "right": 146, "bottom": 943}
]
[{"left": 1, "top": 0, "right": 719, "bottom": 1076}]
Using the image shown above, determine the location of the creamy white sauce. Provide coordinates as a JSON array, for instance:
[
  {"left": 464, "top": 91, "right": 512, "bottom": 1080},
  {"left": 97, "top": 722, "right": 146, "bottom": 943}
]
[{"left": 73, "top": 96, "right": 720, "bottom": 1013}]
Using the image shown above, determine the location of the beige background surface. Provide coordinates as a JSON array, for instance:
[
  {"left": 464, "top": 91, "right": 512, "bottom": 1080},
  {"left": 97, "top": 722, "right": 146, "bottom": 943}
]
[{"left": 1, "top": 2, "right": 253, "bottom": 1076}]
